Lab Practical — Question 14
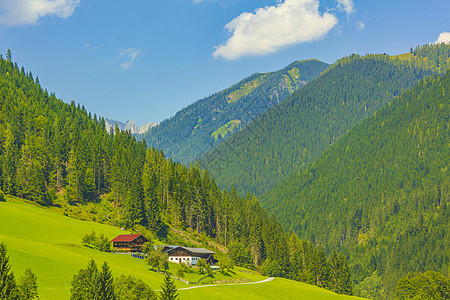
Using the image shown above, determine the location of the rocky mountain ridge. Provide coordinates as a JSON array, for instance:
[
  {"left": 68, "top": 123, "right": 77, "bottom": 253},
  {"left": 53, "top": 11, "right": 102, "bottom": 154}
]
[{"left": 104, "top": 118, "right": 157, "bottom": 134}]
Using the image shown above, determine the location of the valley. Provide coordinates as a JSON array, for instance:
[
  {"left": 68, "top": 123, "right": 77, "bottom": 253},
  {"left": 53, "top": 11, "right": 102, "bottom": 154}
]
[{"left": 0, "top": 42, "right": 448, "bottom": 299}]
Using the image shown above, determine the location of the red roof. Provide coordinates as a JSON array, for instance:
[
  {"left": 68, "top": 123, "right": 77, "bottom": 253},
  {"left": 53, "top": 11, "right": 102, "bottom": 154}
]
[{"left": 111, "top": 234, "right": 142, "bottom": 242}]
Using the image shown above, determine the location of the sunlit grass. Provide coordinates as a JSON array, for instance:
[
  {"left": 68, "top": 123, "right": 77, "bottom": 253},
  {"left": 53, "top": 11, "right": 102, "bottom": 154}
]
[{"left": 1, "top": 197, "right": 365, "bottom": 299}]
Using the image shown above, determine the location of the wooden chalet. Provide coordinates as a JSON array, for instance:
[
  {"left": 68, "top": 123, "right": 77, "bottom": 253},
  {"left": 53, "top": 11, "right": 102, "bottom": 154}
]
[
  {"left": 111, "top": 234, "right": 149, "bottom": 252},
  {"left": 161, "top": 245, "right": 218, "bottom": 266}
]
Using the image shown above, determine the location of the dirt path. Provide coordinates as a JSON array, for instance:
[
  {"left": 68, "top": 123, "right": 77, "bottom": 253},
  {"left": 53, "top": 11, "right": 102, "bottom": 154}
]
[{"left": 174, "top": 277, "right": 275, "bottom": 291}]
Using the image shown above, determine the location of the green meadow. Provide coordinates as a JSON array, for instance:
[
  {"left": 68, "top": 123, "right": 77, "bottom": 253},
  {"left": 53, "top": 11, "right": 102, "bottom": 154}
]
[
  {"left": 1, "top": 197, "right": 173, "bottom": 298},
  {"left": 211, "top": 120, "right": 241, "bottom": 140},
  {"left": 179, "top": 277, "right": 364, "bottom": 299},
  {"left": 0, "top": 198, "right": 364, "bottom": 299},
  {"left": 392, "top": 52, "right": 414, "bottom": 61}
]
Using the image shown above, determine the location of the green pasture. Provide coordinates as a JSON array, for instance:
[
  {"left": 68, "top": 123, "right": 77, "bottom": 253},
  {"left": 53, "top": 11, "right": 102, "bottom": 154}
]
[
  {"left": 0, "top": 199, "right": 267, "bottom": 299},
  {"left": 167, "top": 262, "right": 265, "bottom": 285},
  {"left": 0, "top": 198, "right": 364, "bottom": 299},
  {"left": 179, "top": 277, "right": 364, "bottom": 299},
  {"left": 0, "top": 198, "right": 177, "bottom": 298},
  {"left": 392, "top": 52, "right": 414, "bottom": 61}
]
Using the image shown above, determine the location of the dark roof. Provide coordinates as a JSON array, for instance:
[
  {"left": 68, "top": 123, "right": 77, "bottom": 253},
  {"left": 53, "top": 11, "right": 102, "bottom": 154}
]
[
  {"left": 111, "top": 234, "right": 146, "bottom": 242},
  {"left": 163, "top": 245, "right": 215, "bottom": 255},
  {"left": 183, "top": 247, "right": 215, "bottom": 254}
]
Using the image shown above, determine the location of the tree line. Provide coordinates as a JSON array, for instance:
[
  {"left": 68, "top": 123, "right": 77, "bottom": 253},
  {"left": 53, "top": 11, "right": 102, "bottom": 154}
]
[
  {"left": 264, "top": 69, "right": 450, "bottom": 298},
  {"left": 0, "top": 52, "right": 352, "bottom": 295}
]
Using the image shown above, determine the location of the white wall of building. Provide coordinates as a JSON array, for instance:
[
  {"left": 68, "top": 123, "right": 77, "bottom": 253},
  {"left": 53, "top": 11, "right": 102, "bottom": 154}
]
[{"left": 168, "top": 256, "right": 201, "bottom": 265}]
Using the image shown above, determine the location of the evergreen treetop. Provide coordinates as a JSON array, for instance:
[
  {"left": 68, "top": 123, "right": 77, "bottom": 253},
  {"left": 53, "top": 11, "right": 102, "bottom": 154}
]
[{"left": 158, "top": 274, "right": 178, "bottom": 300}]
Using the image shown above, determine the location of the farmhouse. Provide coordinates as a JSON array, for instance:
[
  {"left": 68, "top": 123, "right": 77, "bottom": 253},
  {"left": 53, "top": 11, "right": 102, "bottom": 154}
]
[
  {"left": 111, "top": 234, "right": 149, "bottom": 252},
  {"left": 161, "top": 245, "right": 217, "bottom": 266}
]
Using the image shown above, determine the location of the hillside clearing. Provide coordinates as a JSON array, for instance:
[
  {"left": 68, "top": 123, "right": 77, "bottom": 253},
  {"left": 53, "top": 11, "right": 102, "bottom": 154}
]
[
  {"left": 178, "top": 277, "right": 365, "bottom": 299},
  {"left": 0, "top": 198, "right": 365, "bottom": 299}
]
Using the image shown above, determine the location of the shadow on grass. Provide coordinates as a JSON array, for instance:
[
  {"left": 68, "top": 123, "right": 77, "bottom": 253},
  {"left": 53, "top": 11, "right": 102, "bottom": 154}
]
[{"left": 218, "top": 269, "right": 236, "bottom": 276}]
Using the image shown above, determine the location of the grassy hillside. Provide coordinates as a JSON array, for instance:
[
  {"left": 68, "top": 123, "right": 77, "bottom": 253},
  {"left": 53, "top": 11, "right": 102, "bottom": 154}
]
[
  {"left": 264, "top": 71, "right": 450, "bottom": 298},
  {"left": 0, "top": 198, "right": 262, "bottom": 298},
  {"left": 393, "top": 43, "right": 450, "bottom": 71},
  {"left": 1, "top": 197, "right": 169, "bottom": 299},
  {"left": 0, "top": 198, "right": 364, "bottom": 299},
  {"left": 200, "top": 53, "right": 437, "bottom": 196},
  {"left": 139, "top": 59, "right": 328, "bottom": 163},
  {"left": 179, "top": 277, "right": 364, "bottom": 299}
]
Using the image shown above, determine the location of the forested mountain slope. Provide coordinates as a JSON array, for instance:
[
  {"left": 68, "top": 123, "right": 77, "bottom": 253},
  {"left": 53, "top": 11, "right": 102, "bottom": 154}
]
[
  {"left": 138, "top": 59, "right": 328, "bottom": 163},
  {"left": 264, "top": 71, "right": 450, "bottom": 298},
  {"left": 0, "top": 52, "right": 283, "bottom": 260},
  {"left": 0, "top": 54, "right": 353, "bottom": 296},
  {"left": 200, "top": 46, "right": 450, "bottom": 196}
]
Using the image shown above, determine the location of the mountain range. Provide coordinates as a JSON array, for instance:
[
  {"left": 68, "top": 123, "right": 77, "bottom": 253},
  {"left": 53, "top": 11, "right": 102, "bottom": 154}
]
[
  {"left": 199, "top": 43, "right": 450, "bottom": 298},
  {"left": 138, "top": 59, "right": 329, "bottom": 163},
  {"left": 200, "top": 51, "right": 439, "bottom": 196},
  {"left": 104, "top": 118, "right": 157, "bottom": 134}
]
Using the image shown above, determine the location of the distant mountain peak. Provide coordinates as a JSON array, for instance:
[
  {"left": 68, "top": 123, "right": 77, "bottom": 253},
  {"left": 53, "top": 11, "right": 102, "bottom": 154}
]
[
  {"left": 139, "top": 58, "right": 329, "bottom": 163},
  {"left": 104, "top": 118, "right": 157, "bottom": 134}
]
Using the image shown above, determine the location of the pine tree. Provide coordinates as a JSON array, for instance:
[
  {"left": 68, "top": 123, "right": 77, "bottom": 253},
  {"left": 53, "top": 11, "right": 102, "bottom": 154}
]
[
  {"left": 316, "top": 247, "right": 329, "bottom": 288},
  {"left": 15, "top": 134, "right": 49, "bottom": 205},
  {"left": 328, "top": 251, "right": 340, "bottom": 292},
  {"left": 159, "top": 274, "right": 178, "bottom": 300},
  {"left": 2, "top": 124, "right": 18, "bottom": 195},
  {"left": 339, "top": 253, "right": 353, "bottom": 295},
  {"left": 66, "top": 147, "right": 83, "bottom": 203},
  {"left": 0, "top": 243, "right": 19, "bottom": 299},
  {"left": 18, "top": 268, "right": 39, "bottom": 300},
  {"left": 70, "top": 259, "right": 99, "bottom": 300},
  {"left": 142, "top": 149, "right": 162, "bottom": 233},
  {"left": 96, "top": 262, "right": 116, "bottom": 300},
  {"left": 327, "top": 252, "right": 353, "bottom": 295},
  {"left": 6, "top": 49, "right": 12, "bottom": 62}
]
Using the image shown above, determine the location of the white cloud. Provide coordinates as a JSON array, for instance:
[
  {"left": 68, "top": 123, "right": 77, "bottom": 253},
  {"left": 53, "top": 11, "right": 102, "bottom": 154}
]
[
  {"left": 120, "top": 47, "right": 142, "bottom": 70},
  {"left": 84, "top": 42, "right": 101, "bottom": 51},
  {"left": 85, "top": 42, "right": 100, "bottom": 51},
  {"left": 435, "top": 31, "right": 450, "bottom": 44},
  {"left": 336, "top": 0, "right": 354, "bottom": 14},
  {"left": 357, "top": 21, "right": 365, "bottom": 30},
  {"left": 0, "top": 0, "right": 79, "bottom": 26},
  {"left": 213, "top": 0, "right": 338, "bottom": 60}
]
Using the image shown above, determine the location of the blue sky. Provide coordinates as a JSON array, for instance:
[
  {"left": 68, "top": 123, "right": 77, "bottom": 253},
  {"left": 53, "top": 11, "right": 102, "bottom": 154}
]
[{"left": 0, "top": 0, "right": 449, "bottom": 125}]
